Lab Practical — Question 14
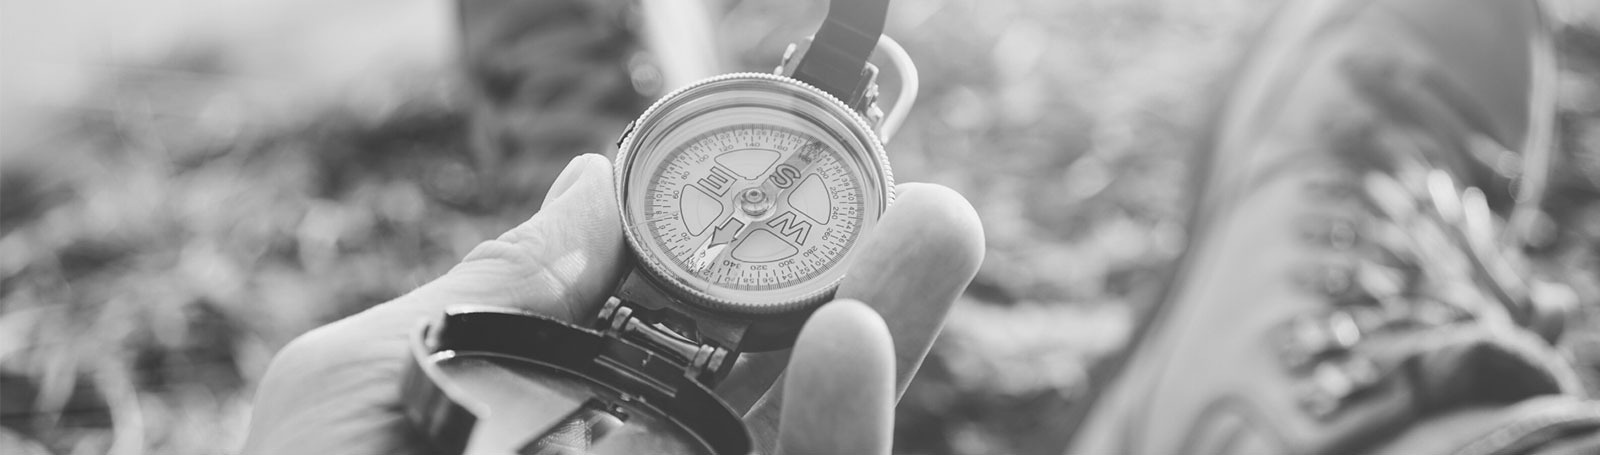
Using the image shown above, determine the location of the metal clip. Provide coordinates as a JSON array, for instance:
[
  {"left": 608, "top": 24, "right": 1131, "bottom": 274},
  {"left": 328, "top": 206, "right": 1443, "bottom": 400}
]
[{"left": 598, "top": 298, "right": 732, "bottom": 385}]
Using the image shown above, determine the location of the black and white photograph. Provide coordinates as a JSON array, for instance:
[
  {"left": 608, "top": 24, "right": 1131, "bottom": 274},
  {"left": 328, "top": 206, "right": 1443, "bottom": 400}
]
[{"left": 5, "top": 0, "right": 1600, "bottom": 454}]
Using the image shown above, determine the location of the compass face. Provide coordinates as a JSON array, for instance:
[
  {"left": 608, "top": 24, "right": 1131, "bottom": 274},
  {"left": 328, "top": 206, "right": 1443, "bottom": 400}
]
[
  {"left": 646, "top": 124, "right": 865, "bottom": 288},
  {"left": 618, "top": 74, "right": 892, "bottom": 315}
]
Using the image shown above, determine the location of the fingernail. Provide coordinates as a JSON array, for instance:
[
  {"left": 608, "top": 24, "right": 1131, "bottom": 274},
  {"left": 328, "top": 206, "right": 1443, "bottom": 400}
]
[{"left": 544, "top": 154, "right": 598, "bottom": 206}]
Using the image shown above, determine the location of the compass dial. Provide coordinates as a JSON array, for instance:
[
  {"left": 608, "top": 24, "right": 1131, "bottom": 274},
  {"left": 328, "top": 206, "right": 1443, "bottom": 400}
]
[
  {"left": 645, "top": 124, "right": 865, "bottom": 290},
  {"left": 618, "top": 74, "right": 892, "bottom": 315}
]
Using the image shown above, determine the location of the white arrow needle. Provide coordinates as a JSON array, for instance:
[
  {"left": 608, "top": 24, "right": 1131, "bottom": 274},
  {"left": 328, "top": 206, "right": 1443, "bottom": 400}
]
[{"left": 690, "top": 216, "right": 745, "bottom": 272}]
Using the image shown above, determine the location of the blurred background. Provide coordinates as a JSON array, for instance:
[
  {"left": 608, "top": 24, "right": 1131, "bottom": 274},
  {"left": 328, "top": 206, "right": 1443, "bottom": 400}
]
[{"left": 3, "top": 0, "right": 1600, "bottom": 453}]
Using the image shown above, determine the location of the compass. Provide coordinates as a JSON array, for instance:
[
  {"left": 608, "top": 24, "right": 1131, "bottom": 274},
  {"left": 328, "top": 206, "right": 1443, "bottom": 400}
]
[
  {"left": 614, "top": 72, "right": 894, "bottom": 333},
  {"left": 404, "top": 0, "right": 914, "bottom": 452}
]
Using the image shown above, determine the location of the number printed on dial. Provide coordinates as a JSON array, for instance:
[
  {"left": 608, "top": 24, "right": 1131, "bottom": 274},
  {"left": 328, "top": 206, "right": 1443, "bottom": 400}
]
[{"left": 644, "top": 124, "right": 865, "bottom": 291}]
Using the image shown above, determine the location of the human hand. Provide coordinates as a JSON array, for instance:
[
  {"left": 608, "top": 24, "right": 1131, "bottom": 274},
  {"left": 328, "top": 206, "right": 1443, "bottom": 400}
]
[{"left": 240, "top": 153, "right": 983, "bottom": 454}]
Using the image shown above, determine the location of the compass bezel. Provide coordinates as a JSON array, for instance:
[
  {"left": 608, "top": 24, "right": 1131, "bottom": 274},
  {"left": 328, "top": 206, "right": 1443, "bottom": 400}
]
[{"left": 615, "top": 72, "right": 895, "bottom": 317}]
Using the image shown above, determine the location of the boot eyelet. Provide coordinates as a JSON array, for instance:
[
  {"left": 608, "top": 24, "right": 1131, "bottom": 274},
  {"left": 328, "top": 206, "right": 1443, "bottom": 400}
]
[
  {"left": 1296, "top": 356, "right": 1382, "bottom": 419},
  {"left": 1298, "top": 216, "right": 1363, "bottom": 251},
  {"left": 1296, "top": 263, "right": 1364, "bottom": 300},
  {"left": 1278, "top": 309, "right": 1379, "bottom": 370}
]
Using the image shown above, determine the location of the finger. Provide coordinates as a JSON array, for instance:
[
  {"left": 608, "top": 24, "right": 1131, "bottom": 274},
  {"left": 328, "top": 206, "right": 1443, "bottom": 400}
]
[
  {"left": 741, "top": 183, "right": 984, "bottom": 436},
  {"left": 380, "top": 154, "right": 626, "bottom": 324},
  {"left": 839, "top": 182, "right": 984, "bottom": 394},
  {"left": 773, "top": 300, "right": 894, "bottom": 455}
]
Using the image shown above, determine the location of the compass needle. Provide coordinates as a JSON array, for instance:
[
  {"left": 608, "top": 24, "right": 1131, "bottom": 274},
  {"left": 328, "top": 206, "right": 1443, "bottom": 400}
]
[{"left": 691, "top": 217, "right": 747, "bottom": 272}]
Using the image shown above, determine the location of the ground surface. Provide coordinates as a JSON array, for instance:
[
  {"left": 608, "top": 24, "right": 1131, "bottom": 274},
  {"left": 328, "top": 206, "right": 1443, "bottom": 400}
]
[{"left": 3, "top": 1, "right": 1600, "bottom": 454}]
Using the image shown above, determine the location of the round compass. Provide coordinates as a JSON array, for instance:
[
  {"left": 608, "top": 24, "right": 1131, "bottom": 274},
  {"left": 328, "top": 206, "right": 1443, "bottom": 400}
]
[
  {"left": 616, "top": 73, "right": 895, "bottom": 317},
  {"left": 403, "top": 1, "right": 906, "bottom": 452}
]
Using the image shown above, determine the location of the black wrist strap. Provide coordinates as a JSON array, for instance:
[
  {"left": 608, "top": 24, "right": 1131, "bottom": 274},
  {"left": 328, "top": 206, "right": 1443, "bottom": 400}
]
[{"left": 791, "top": 0, "right": 891, "bottom": 102}]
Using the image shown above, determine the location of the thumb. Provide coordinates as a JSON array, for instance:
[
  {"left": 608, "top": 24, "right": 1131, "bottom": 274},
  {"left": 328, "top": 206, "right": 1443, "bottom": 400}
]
[{"left": 386, "top": 153, "right": 627, "bottom": 324}]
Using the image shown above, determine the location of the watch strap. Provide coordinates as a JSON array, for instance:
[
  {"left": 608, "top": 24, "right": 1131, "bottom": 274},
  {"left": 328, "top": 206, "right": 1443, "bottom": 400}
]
[{"left": 790, "top": 0, "right": 891, "bottom": 103}]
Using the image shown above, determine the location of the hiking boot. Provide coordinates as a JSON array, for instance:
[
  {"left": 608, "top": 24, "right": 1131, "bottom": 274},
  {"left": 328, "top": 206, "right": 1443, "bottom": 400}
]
[{"left": 1066, "top": 0, "right": 1600, "bottom": 453}]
